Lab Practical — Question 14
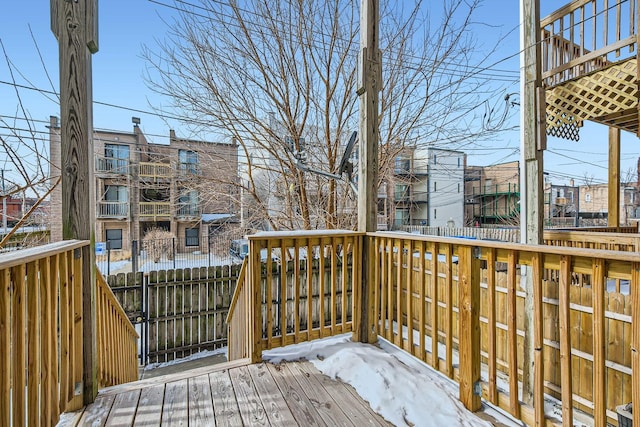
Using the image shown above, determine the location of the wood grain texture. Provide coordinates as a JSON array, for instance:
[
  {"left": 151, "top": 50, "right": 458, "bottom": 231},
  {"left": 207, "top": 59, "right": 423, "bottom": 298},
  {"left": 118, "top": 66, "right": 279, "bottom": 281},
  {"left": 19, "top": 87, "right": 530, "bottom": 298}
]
[
  {"left": 267, "top": 362, "right": 325, "bottom": 425},
  {"left": 189, "top": 375, "right": 216, "bottom": 426},
  {"left": 247, "top": 363, "right": 297, "bottom": 425},
  {"left": 105, "top": 389, "right": 141, "bottom": 426},
  {"left": 229, "top": 365, "right": 268, "bottom": 426},
  {"left": 161, "top": 379, "right": 188, "bottom": 425},
  {"left": 209, "top": 370, "right": 243, "bottom": 427},
  {"left": 133, "top": 385, "right": 165, "bottom": 426}
]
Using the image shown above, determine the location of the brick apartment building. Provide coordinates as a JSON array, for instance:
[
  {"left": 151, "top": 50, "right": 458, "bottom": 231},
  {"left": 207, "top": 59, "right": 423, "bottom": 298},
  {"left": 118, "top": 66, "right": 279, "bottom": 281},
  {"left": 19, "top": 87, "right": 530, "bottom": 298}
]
[{"left": 49, "top": 117, "right": 239, "bottom": 252}]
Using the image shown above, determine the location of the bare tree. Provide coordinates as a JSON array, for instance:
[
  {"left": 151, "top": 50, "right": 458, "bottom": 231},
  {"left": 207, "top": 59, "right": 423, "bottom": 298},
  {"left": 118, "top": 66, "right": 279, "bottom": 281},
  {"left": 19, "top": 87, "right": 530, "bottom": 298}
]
[
  {"left": 0, "top": 37, "right": 58, "bottom": 249},
  {"left": 144, "top": 0, "right": 512, "bottom": 231}
]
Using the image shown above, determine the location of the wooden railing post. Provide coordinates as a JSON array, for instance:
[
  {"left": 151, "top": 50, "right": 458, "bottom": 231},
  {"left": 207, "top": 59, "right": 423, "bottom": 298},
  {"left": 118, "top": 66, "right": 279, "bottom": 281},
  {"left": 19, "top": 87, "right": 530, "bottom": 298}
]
[
  {"left": 355, "top": 234, "right": 375, "bottom": 343},
  {"left": 249, "top": 240, "right": 262, "bottom": 363},
  {"left": 458, "top": 245, "right": 481, "bottom": 411},
  {"left": 632, "top": 262, "right": 639, "bottom": 427}
]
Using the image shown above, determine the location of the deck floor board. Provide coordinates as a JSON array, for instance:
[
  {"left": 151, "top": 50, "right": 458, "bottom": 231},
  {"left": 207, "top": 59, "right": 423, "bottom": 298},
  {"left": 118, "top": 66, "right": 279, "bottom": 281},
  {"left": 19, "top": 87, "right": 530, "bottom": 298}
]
[{"left": 64, "top": 360, "right": 390, "bottom": 426}]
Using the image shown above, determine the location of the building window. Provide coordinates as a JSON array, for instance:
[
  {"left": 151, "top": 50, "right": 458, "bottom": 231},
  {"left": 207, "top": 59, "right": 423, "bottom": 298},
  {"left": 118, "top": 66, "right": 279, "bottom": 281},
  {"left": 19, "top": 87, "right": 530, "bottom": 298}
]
[
  {"left": 185, "top": 227, "right": 199, "bottom": 247},
  {"left": 104, "top": 185, "right": 128, "bottom": 202},
  {"left": 178, "top": 149, "right": 199, "bottom": 174},
  {"left": 433, "top": 209, "right": 437, "bottom": 219},
  {"left": 457, "top": 157, "right": 461, "bottom": 167},
  {"left": 105, "top": 229, "right": 123, "bottom": 250},
  {"left": 178, "top": 190, "right": 199, "bottom": 216},
  {"left": 433, "top": 154, "right": 437, "bottom": 164},
  {"left": 433, "top": 182, "right": 437, "bottom": 192},
  {"left": 457, "top": 183, "right": 460, "bottom": 193},
  {"left": 394, "top": 157, "right": 411, "bottom": 174},
  {"left": 104, "top": 144, "right": 129, "bottom": 172},
  {"left": 394, "top": 184, "right": 409, "bottom": 201},
  {"left": 585, "top": 193, "right": 591, "bottom": 202}
]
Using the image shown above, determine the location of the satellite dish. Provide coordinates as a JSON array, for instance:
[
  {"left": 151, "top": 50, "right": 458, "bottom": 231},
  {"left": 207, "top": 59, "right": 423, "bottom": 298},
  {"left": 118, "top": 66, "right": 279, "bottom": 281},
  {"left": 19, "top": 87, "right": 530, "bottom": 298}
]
[
  {"left": 336, "top": 131, "right": 358, "bottom": 177},
  {"left": 290, "top": 131, "right": 358, "bottom": 194}
]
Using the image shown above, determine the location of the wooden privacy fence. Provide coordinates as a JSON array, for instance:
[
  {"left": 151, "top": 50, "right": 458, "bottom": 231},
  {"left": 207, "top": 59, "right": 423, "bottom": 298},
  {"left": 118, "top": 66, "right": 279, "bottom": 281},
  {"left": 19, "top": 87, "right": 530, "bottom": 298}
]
[
  {"left": 371, "top": 232, "right": 638, "bottom": 427},
  {"left": 96, "top": 270, "right": 139, "bottom": 387},
  {"left": 107, "top": 265, "right": 239, "bottom": 364}
]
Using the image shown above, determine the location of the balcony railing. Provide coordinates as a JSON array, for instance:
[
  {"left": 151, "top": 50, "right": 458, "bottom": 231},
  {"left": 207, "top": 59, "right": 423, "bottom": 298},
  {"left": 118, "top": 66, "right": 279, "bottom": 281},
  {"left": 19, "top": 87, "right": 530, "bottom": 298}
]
[
  {"left": 95, "top": 157, "right": 129, "bottom": 175},
  {"left": 177, "top": 162, "right": 201, "bottom": 177},
  {"left": 228, "top": 229, "right": 639, "bottom": 427},
  {"left": 0, "top": 241, "right": 137, "bottom": 426},
  {"left": 176, "top": 203, "right": 201, "bottom": 217},
  {"left": 139, "top": 202, "right": 171, "bottom": 218},
  {"left": 471, "top": 183, "right": 519, "bottom": 196},
  {"left": 97, "top": 201, "right": 129, "bottom": 218},
  {"left": 541, "top": 0, "right": 637, "bottom": 87},
  {"left": 139, "top": 162, "right": 172, "bottom": 179}
]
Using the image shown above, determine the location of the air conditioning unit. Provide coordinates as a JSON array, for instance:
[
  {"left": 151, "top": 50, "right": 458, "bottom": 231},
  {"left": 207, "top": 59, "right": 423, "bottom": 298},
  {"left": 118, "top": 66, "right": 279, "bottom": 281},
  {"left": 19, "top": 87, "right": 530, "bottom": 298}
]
[{"left": 556, "top": 197, "right": 568, "bottom": 205}]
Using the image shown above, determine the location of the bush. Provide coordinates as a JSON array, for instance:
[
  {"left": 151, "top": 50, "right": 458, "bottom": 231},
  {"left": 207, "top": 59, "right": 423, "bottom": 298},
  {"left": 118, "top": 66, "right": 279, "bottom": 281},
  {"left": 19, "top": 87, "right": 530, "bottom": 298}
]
[{"left": 143, "top": 228, "right": 175, "bottom": 263}]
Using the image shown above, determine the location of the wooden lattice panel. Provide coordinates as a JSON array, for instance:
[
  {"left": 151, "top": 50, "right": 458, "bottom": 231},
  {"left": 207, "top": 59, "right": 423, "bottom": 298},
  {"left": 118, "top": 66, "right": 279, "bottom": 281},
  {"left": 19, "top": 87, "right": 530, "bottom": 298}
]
[{"left": 546, "top": 58, "right": 638, "bottom": 136}]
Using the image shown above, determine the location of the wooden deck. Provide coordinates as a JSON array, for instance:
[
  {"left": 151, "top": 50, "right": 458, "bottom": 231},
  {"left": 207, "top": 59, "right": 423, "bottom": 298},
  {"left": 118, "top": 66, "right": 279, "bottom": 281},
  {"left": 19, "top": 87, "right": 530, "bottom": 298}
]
[{"left": 60, "top": 359, "right": 391, "bottom": 426}]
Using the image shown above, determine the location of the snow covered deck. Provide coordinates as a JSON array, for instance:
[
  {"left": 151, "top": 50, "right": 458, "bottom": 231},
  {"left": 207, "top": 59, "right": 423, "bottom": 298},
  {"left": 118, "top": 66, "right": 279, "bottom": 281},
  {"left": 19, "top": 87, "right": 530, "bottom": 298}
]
[{"left": 59, "top": 335, "right": 514, "bottom": 427}]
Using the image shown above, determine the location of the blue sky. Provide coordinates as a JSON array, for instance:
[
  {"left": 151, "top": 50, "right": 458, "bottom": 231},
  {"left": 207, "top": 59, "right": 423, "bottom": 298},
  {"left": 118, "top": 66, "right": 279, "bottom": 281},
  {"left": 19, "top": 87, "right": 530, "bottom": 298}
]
[{"left": 0, "top": 1, "right": 637, "bottom": 187}]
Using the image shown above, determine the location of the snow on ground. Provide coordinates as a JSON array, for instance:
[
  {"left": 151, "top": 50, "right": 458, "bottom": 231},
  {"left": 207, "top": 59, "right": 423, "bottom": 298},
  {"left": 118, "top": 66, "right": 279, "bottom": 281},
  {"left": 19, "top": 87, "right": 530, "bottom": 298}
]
[
  {"left": 264, "top": 334, "right": 518, "bottom": 427},
  {"left": 143, "top": 347, "right": 227, "bottom": 372}
]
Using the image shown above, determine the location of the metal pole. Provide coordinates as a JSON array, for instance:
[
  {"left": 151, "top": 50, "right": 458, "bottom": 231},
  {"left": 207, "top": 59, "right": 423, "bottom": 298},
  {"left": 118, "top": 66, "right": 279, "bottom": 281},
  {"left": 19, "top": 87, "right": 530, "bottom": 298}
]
[{"left": 1, "top": 169, "right": 7, "bottom": 234}]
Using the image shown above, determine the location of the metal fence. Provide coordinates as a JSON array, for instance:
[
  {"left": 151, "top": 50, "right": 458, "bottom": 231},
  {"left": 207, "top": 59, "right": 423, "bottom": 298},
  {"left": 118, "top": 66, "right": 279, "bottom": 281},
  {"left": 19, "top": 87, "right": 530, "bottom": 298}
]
[{"left": 96, "top": 232, "right": 244, "bottom": 276}]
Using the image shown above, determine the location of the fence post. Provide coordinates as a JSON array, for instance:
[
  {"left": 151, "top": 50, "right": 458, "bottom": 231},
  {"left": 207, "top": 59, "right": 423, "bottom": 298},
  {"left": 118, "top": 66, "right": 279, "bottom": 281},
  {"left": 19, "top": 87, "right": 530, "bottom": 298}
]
[
  {"left": 132, "top": 240, "right": 138, "bottom": 273},
  {"left": 172, "top": 238, "right": 176, "bottom": 270},
  {"left": 458, "top": 244, "right": 481, "bottom": 411}
]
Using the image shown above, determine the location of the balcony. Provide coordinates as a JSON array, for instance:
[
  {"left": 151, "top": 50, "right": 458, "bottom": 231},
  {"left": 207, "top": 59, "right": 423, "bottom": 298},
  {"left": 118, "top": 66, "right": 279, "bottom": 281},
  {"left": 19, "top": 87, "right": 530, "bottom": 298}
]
[
  {"left": 138, "top": 162, "right": 172, "bottom": 180},
  {"left": 542, "top": 0, "right": 639, "bottom": 135},
  {"left": 139, "top": 202, "right": 171, "bottom": 219},
  {"left": 176, "top": 203, "right": 201, "bottom": 219},
  {"left": 95, "top": 157, "right": 129, "bottom": 175},
  {"left": 97, "top": 201, "right": 129, "bottom": 218},
  {"left": 471, "top": 183, "right": 519, "bottom": 196}
]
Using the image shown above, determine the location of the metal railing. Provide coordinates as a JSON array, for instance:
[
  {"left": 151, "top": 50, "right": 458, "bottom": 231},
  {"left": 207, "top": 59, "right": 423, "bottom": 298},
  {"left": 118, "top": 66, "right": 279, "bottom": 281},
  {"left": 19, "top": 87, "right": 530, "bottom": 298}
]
[{"left": 97, "top": 201, "right": 129, "bottom": 218}]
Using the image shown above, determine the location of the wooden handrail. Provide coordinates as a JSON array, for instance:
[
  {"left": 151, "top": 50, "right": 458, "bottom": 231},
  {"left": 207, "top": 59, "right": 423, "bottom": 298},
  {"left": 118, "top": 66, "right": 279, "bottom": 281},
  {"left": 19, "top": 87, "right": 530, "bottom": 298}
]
[
  {"left": 96, "top": 270, "right": 139, "bottom": 387},
  {"left": 226, "top": 257, "right": 248, "bottom": 325},
  {"left": 227, "top": 258, "right": 249, "bottom": 361}
]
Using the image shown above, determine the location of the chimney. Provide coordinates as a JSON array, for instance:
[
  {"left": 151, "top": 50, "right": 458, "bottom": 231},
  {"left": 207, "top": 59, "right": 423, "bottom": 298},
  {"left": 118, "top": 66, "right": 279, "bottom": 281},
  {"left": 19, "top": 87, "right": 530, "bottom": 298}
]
[
  {"left": 569, "top": 179, "right": 574, "bottom": 187},
  {"left": 49, "top": 115, "right": 59, "bottom": 128}
]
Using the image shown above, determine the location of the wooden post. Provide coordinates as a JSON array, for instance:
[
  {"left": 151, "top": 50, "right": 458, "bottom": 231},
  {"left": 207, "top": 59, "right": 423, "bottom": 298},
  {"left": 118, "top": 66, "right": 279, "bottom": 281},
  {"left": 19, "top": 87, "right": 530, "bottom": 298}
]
[
  {"left": 520, "top": 0, "right": 543, "bottom": 405},
  {"left": 458, "top": 245, "right": 481, "bottom": 411},
  {"left": 51, "top": 0, "right": 99, "bottom": 404},
  {"left": 632, "top": 263, "right": 639, "bottom": 427},
  {"left": 608, "top": 127, "right": 620, "bottom": 228},
  {"left": 355, "top": 0, "right": 380, "bottom": 344}
]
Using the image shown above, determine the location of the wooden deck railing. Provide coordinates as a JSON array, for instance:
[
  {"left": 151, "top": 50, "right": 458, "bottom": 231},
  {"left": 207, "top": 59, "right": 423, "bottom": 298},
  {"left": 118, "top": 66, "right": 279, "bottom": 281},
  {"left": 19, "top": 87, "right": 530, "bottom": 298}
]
[
  {"left": 372, "top": 231, "right": 638, "bottom": 427},
  {"left": 234, "top": 229, "right": 638, "bottom": 427},
  {"left": 96, "top": 270, "right": 139, "bottom": 387},
  {"left": 227, "top": 257, "right": 249, "bottom": 360},
  {"left": 0, "top": 240, "right": 88, "bottom": 426},
  {"left": 240, "top": 230, "right": 363, "bottom": 362},
  {"left": 0, "top": 241, "right": 139, "bottom": 427},
  {"left": 541, "top": 0, "right": 637, "bottom": 86}
]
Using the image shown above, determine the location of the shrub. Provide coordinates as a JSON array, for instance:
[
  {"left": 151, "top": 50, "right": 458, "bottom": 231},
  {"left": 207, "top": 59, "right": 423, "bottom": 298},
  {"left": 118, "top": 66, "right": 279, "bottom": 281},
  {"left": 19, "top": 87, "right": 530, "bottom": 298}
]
[{"left": 143, "top": 228, "right": 175, "bottom": 263}]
